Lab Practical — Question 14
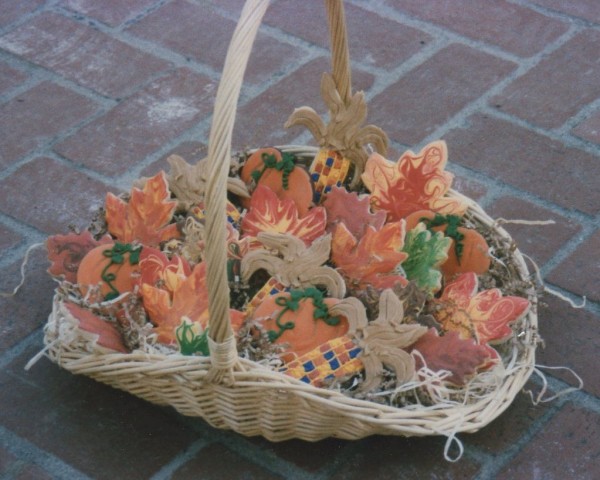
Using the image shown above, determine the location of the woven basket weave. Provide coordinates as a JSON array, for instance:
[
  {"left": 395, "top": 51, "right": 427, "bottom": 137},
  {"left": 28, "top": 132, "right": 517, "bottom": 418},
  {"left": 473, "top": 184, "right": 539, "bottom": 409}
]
[{"left": 43, "top": 0, "right": 538, "bottom": 444}]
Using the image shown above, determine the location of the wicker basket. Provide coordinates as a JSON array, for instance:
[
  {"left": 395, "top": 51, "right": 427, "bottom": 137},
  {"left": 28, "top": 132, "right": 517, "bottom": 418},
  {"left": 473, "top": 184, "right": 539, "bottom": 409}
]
[{"left": 42, "top": 0, "right": 538, "bottom": 447}]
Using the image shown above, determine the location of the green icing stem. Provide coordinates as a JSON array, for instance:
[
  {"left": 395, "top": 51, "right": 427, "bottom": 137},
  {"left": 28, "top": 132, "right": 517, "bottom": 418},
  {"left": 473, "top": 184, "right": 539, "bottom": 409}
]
[
  {"left": 267, "top": 288, "right": 340, "bottom": 342},
  {"left": 250, "top": 151, "right": 297, "bottom": 190},
  {"left": 100, "top": 243, "right": 142, "bottom": 301}
]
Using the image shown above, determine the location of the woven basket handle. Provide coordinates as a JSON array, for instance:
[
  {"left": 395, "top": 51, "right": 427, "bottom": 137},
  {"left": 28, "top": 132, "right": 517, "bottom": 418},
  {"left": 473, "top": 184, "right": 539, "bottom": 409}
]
[{"left": 203, "top": 0, "right": 352, "bottom": 375}]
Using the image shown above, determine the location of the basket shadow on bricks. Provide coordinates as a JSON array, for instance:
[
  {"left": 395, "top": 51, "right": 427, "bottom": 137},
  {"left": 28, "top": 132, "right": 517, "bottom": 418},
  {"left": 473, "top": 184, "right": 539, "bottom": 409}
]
[{"left": 0, "top": 346, "right": 199, "bottom": 480}]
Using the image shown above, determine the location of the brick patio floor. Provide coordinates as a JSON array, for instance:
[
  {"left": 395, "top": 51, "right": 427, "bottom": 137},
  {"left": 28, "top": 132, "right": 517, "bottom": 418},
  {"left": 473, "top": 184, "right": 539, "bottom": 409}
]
[{"left": 1, "top": 1, "right": 599, "bottom": 479}]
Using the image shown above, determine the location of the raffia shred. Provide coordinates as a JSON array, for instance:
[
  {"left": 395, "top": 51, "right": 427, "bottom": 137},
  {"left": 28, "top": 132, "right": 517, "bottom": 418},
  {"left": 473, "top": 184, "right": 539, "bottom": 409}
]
[
  {"left": 240, "top": 232, "right": 346, "bottom": 298},
  {"left": 285, "top": 72, "right": 388, "bottom": 188}
]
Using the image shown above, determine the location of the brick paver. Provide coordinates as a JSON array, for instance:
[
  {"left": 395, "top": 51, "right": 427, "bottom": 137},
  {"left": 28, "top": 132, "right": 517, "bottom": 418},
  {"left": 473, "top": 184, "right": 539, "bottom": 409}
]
[
  {"left": 0, "top": 1, "right": 598, "bottom": 479},
  {"left": 127, "top": 0, "right": 303, "bottom": 87},
  {"left": 490, "top": 30, "right": 600, "bottom": 129},
  {"left": 171, "top": 443, "right": 283, "bottom": 480},
  {"left": 0, "top": 0, "right": 43, "bottom": 28},
  {"left": 0, "top": 224, "right": 22, "bottom": 250},
  {"left": 446, "top": 113, "right": 600, "bottom": 215},
  {"left": 54, "top": 68, "right": 215, "bottom": 176},
  {"left": 0, "top": 12, "right": 171, "bottom": 98},
  {"left": 496, "top": 405, "right": 600, "bottom": 480},
  {"left": 0, "top": 249, "right": 54, "bottom": 351},
  {"left": 0, "top": 349, "right": 200, "bottom": 480},
  {"left": 264, "top": 0, "right": 432, "bottom": 69},
  {"left": 330, "top": 436, "right": 481, "bottom": 479},
  {"left": 486, "top": 196, "right": 582, "bottom": 265},
  {"left": 369, "top": 44, "right": 516, "bottom": 145},
  {"left": 62, "top": 0, "right": 159, "bottom": 27},
  {"left": 532, "top": 0, "right": 600, "bottom": 24},
  {"left": 386, "top": 0, "right": 569, "bottom": 57},
  {"left": 547, "top": 230, "right": 600, "bottom": 303},
  {"left": 0, "top": 60, "right": 28, "bottom": 95},
  {"left": 0, "top": 82, "right": 98, "bottom": 168},
  {"left": 0, "top": 157, "right": 113, "bottom": 233},
  {"left": 537, "top": 296, "right": 600, "bottom": 398}
]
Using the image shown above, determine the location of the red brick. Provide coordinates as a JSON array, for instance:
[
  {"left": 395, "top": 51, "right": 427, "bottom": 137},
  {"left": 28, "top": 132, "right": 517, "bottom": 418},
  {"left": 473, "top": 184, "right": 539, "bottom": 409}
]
[
  {"left": 547, "top": 230, "right": 600, "bottom": 303},
  {"left": 264, "top": 1, "right": 432, "bottom": 68},
  {"left": 140, "top": 141, "right": 207, "bottom": 178},
  {"left": 0, "top": 224, "right": 23, "bottom": 251},
  {"left": 330, "top": 436, "right": 480, "bottom": 479},
  {"left": 0, "top": 12, "right": 171, "bottom": 98},
  {"left": 62, "top": 0, "right": 158, "bottom": 27},
  {"left": 233, "top": 57, "right": 375, "bottom": 149},
  {"left": 0, "top": 0, "right": 43, "bottom": 28},
  {"left": 537, "top": 297, "right": 600, "bottom": 397},
  {"left": 126, "top": 0, "right": 302, "bottom": 87},
  {"left": 491, "top": 30, "right": 600, "bottom": 129},
  {"left": 572, "top": 108, "right": 600, "bottom": 145},
  {"left": 486, "top": 196, "right": 582, "bottom": 265},
  {"left": 0, "top": 61, "right": 28, "bottom": 95},
  {"left": 0, "top": 445, "right": 18, "bottom": 473},
  {"left": 0, "top": 157, "right": 113, "bottom": 234},
  {"left": 533, "top": 0, "right": 600, "bottom": 23},
  {"left": 386, "top": 0, "right": 568, "bottom": 57},
  {"left": 0, "top": 82, "right": 98, "bottom": 168},
  {"left": 54, "top": 68, "right": 215, "bottom": 176},
  {"left": 369, "top": 44, "right": 516, "bottom": 145},
  {"left": 465, "top": 389, "right": 548, "bottom": 454},
  {"left": 0, "top": 248, "right": 54, "bottom": 351},
  {"left": 445, "top": 114, "right": 600, "bottom": 215},
  {"left": 172, "top": 443, "right": 282, "bottom": 480},
  {"left": 496, "top": 405, "right": 600, "bottom": 480},
  {"left": 0, "top": 349, "right": 199, "bottom": 480}
]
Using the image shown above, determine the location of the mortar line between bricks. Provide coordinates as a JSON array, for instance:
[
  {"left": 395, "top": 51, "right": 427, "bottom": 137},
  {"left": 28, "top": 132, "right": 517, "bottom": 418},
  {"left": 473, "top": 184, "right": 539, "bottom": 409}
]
[
  {"left": 408, "top": 28, "right": 585, "bottom": 149},
  {"left": 178, "top": 415, "right": 332, "bottom": 480},
  {"left": 0, "top": 218, "right": 46, "bottom": 271},
  {"left": 553, "top": 97, "right": 600, "bottom": 139},
  {"left": 0, "top": 51, "right": 119, "bottom": 108},
  {"left": 542, "top": 281, "right": 600, "bottom": 317},
  {"left": 0, "top": 0, "right": 59, "bottom": 37},
  {"left": 0, "top": 329, "right": 43, "bottom": 371},
  {"left": 48, "top": 5, "right": 223, "bottom": 82},
  {"left": 510, "top": 0, "right": 600, "bottom": 28},
  {"left": 0, "top": 425, "right": 92, "bottom": 480},
  {"left": 205, "top": 430, "right": 328, "bottom": 480},
  {"left": 120, "top": 0, "right": 172, "bottom": 30},
  {"left": 550, "top": 376, "right": 600, "bottom": 413},
  {"left": 48, "top": 1, "right": 324, "bottom": 105},
  {"left": 147, "top": 438, "right": 210, "bottom": 480},
  {"left": 481, "top": 105, "right": 600, "bottom": 159},
  {"left": 0, "top": 9, "right": 214, "bottom": 104},
  {"left": 347, "top": 0, "right": 581, "bottom": 64}
]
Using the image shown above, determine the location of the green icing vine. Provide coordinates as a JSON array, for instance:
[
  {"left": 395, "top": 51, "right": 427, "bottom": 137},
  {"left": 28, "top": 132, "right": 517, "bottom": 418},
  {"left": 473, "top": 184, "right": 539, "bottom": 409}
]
[
  {"left": 251, "top": 151, "right": 297, "bottom": 190},
  {"left": 267, "top": 287, "right": 340, "bottom": 343},
  {"left": 100, "top": 242, "right": 142, "bottom": 301}
]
